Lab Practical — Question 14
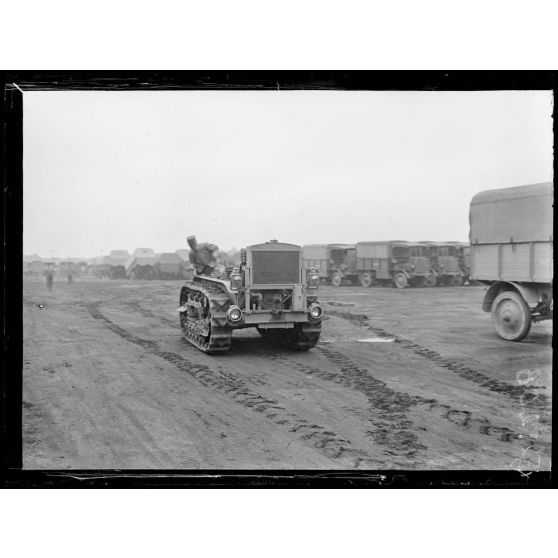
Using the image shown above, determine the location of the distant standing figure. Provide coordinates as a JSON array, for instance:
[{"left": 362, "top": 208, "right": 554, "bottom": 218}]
[
  {"left": 67, "top": 271, "right": 73, "bottom": 284},
  {"left": 46, "top": 269, "right": 54, "bottom": 291}
]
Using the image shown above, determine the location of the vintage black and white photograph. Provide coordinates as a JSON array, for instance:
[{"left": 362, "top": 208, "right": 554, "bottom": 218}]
[{"left": 12, "top": 78, "right": 553, "bottom": 475}]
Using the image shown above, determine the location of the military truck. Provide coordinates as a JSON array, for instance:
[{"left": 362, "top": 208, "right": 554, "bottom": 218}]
[
  {"left": 107, "top": 250, "right": 129, "bottom": 279},
  {"left": 178, "top": 240, "right": 323, "bottom": 353},
  {"left": 125, "top": 248, "right": 157, "bottom": 280},
  {"left": 154, "top": 252, "right": 184, "bottom": 279},
  {"left": 424, "top": 241, "right": 469, "bottom": 286},
  {"left": 355, "top": 241, "right": 437, "bottom": 288},
  {"left": 90, "top": 256, "right": 112, "bottom": 278},
  {"left": 28, "top": 260, "right": 45, "bottom": 277},
  {"left": 469, "top": 182, "right": 553, "bottom": 341},
  {"left": 76, "top": 260, "right": 89, "bottom": 275},
  {"left": 302, "top": 244, "right": 357, "bottom": 286}
]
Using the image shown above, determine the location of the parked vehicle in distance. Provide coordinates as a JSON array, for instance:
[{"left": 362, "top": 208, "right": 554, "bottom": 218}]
[
  {"left": 179, "top": 239, "right": 323, "bottom": 353},
  {"left": 154, "top": 252, "right": 184, "bottom": 279},
  {"left": 27, "top": 260, "right": 45, "bottom": 276},
  {"left": 469, "top": 182, "right": 553, "bottom": 341},
  {"left": 77, "top": 261, "right": 89, "bottom": 275},
  {"left": 424, "top": 241, "right": 470, "bottom": 286},
  {"left": 108, "top": 250, "right": 130, "bottom": 279},
  {"left": 125, "top": 248, "right": 157, "bottom": 280},
  {"left": 90, "top": 256, "right": 112, "bottom": 278},
  {"left": 302, "top": 244, "right": 357, "bottom": 286},
  {"left": 355, "top": 241, "right": 437, "bottom": 288}
]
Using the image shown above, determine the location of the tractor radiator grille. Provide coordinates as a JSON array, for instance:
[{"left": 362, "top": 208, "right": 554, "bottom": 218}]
[{"left": 252, "top": 251, "right": 300, "bottom": 284}]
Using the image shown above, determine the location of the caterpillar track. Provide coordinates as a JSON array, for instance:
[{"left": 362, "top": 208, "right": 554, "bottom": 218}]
[
  {"left": 258, "top": 322, "right": 322, "bottom": 351},
  {"left": 179, "top": 280, "right": 233, "bottom": 354}
]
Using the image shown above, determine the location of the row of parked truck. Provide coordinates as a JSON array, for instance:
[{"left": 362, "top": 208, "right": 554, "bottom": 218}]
[
  {"left": 90, "top": 248, "right": 192, "bottom": 280},
  {"left": 302, "top": 241, "right": 471, "bottom": 288},
  {"left": 24, "top": 249, "right": 194, "bottom": 280},
  {"left": 25, "top": 241, "right": 471, "bottom": 288}
]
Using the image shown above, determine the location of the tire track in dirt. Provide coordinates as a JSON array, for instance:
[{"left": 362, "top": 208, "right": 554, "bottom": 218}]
[
  {"left": 254, "top": 344, "right": 426, "bottom": 459},
  {"left": 253, "top": 342, "right": 550, "bottom": 457},
  {"left": 112, "top": 299, "right": 549, "bottom": 457},
  {"left": 122, "top": 300, "right": 180, "bottom": 329},
  {"left": 84, "top": 302, "right": 385, "bottom": 468},
  {"left": 327, "top": 309, "right": 550, "bottom": 410}
]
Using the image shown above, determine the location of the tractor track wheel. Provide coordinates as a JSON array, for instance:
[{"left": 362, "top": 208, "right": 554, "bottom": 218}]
[
  {"left": 491, "top": 290, "right": 532, "bottom": 342},
  {"left": 179, "top": 284, "right": 232, "bottom": 353}
]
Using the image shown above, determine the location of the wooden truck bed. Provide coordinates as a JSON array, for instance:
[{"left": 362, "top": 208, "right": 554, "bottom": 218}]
[{"left": 469, "top": 182, "right": 553, "bottom": 283}]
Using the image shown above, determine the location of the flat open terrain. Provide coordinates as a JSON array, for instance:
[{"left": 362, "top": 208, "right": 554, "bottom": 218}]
[{"left": 22, "top": 277, "right": 552, "bottom": 470}]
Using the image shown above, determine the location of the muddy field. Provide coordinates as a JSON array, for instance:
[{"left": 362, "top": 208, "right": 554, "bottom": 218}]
[{"left": 22, "top": 276, "right": 552, "bottom": 470}]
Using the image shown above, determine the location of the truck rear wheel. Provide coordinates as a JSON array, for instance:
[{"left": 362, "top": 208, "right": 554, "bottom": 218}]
[
  {"left": 330, "top": 272, "right": 343, "bottom": 287},
  {"left": 359, "top": 272, "right": 372, "bottom": 288},
  {"left": 393, "top": 272, "right": 408, "bottom": 289},
  {"left": 491, "top": 290, "right": 532, "bottom": 341}
]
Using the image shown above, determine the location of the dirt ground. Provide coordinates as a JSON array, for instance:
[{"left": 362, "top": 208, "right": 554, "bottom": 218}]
[{"left": 22, "top": 276, "right": 552, "bottom": 470}]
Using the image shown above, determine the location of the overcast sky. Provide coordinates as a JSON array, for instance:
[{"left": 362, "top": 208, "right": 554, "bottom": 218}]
[{"left": 23, "top": 90, "right": 553, "bottom": 259}]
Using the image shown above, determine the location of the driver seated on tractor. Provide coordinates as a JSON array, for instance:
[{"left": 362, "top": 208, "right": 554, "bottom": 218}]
[{"left": 187, "top": 235, "right": 224, "bottom": 278}]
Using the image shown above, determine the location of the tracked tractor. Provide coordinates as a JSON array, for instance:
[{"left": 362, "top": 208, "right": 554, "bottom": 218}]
[{"left": 178, "top": 240, "right": 323, "bottom": 354}]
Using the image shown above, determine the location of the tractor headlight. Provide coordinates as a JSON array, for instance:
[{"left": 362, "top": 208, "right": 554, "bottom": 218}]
[
  {"left": 309, "top": 303, "right": 323, "bottom": 319},
  {"left": 227, "top": 305, "right": 243, "bottom": 323},
  {"left": 307, "top": 268, "right": 320, "bottom": 289}
]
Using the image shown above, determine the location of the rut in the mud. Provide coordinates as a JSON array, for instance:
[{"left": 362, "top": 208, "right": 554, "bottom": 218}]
[
  {"left": 253, "top": 339, "right": 550, "bottom": 456},
  {"left": 327, "top": 309, "right": 550, "bottom": 410},
  {"left": 117, "top": 298, "right": 551, "bottom": 456}
]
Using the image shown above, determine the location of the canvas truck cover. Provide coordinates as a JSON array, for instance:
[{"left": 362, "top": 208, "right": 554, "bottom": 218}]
[
  {"left": 355, "top": 242, "right": 392, "bottom": 260},
  {"left": 302, "top": 245, "right": 330, "bottom": 261},
  {"left": 110, "top": 250, "right": 130, "bottom": 259},
  {"left": 90, "top": 256, "right": 111, "bottom": 268},
  {"left": 469, "top": 182, "right": 553, "bottom": 244},
  {"left": 157, "top": 253, "right": 181, "bottom": 264},
  {"left": 108, "top": 255, "right": 128, "bottom": 267},
  {"left": 125, "top": 254, "right": 157, "bottom": 273},
  {"left": 156, "top": 253, "right": 182, "bottom": 272},
  {"left": 133, "top": 247, "right": 155, "bottom": 257},
  {"left": 131, "top": 256, "right": 157, "bottom": 266}
]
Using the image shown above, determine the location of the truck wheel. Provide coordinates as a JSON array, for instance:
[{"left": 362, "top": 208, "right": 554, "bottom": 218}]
[
  {"left": 330, "top": 272, "right": 343, "bottom": 287},
  {"left": 491, "top": 290, "right": 532, "bottom": 341},
  {"left": 452, "top": 275, "right": 464, "bottom": 287},
  {"left": 424, "top": 274, "right": 437, "bottom": 288},
  {"left": 393, "top": 272, "right": 408, "bottom": 289},
  {"left": 359, "top": 272, "right": 372, "bottom": 288}
]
